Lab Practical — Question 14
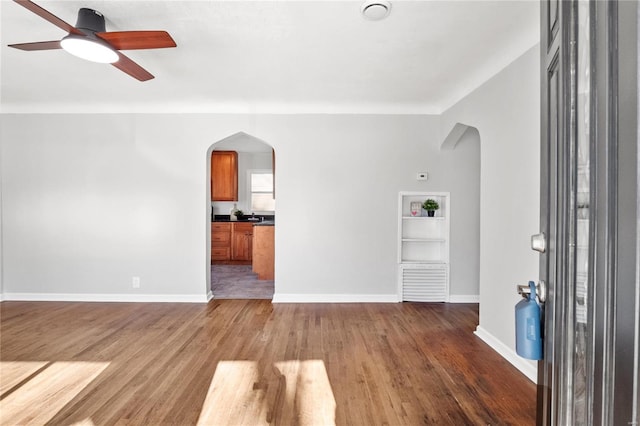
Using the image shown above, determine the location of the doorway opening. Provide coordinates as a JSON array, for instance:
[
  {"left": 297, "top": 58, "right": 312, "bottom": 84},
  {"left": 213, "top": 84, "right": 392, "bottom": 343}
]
[{"left": 208, "top": 132, "right": 275, "bottom": 300}]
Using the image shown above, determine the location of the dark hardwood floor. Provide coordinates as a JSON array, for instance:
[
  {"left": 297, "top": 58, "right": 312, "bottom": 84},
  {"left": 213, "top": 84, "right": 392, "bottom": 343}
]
[{"left": 0, "top": 300, "right": 536, "bottom": 425}]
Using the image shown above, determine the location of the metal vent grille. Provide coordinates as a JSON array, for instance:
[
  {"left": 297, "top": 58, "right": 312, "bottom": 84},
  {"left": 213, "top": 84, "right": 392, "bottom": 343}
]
[{"left": 401, "top": 266, "right": 447, "bottom": 302}]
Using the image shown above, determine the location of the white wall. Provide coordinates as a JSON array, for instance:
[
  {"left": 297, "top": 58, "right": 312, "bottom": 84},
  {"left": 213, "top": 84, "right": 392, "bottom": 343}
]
[
  {"left": 0, "top": 132, "right": 3, "bottom": 301},
  {"left": 0, "top": 115, "right": 208, "bottom": 301},
  {"left": 440, "top": 44, "right": 540, "bottom": 380},
  {"left": 445, "top": 129, "right": 481, "bottom": 301},
  {"left": 0, "top": 113, "right": 479, "bottom": 302}
]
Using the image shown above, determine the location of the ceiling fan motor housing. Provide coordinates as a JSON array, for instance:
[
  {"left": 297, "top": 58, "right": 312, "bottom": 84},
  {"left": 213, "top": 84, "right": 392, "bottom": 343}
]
[{"left": 75, "top": 8, "right": 106, "bottom": 34}]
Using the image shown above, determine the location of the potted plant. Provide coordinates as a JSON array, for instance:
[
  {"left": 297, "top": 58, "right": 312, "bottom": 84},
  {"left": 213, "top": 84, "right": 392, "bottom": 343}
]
[
  {"left": 422, "top": 199, "right": 440, "bottom": 217},
  {"left": 234, "top": 209, "right": 244, "bottom": 220}
]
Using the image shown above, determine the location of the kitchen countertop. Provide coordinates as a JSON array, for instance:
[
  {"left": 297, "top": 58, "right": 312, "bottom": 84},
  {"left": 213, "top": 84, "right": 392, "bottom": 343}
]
[
  {"left": 212, "top": 220, "right": 274, "bottom": 226},
  {"left": 212, "top": 214, "right": 274, "bottom": 225},
  {"left": 253, "top": 221, "right": 274, "bottom": 226}
]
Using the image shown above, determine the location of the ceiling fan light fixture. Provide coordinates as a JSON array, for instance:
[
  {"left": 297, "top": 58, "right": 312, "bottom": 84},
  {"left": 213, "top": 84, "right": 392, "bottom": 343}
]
[
  {"left": 60, "top": 35, "right": 118, "bottom": 63},
  {"left": 361, "top": 1, "right": 391, "bottom": 21}
]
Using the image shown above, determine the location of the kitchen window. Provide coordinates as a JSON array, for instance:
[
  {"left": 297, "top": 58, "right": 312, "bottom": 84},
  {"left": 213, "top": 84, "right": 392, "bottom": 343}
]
[{"left": 249, "top": 170, "right": 275, "bottom": 212}]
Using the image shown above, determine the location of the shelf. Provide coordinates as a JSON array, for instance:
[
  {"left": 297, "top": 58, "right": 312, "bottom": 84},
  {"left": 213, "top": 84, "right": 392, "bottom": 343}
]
[
  {"left": 398, "top": 191, "right": 450, "bottom": 302},
  {"left": 402, "top": 216, "right": 445, "bottom": 220}
]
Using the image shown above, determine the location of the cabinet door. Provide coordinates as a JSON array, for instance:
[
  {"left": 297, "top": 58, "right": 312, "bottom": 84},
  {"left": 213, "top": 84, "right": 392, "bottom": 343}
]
[
  {"left": 211, "top": 151, "right": 238, "bottom": 201},
  {"left": 211, "top": 223, "right": 231, "bottom": 261},
  {"left": 232, "top": 223, "right": 253, "bottom": 261},
  {"left": 211, "top": 246, "right": 231, "bottom": 261}
]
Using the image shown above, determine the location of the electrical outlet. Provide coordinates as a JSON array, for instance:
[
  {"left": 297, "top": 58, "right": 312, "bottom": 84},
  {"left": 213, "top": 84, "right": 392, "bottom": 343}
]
[
  {"left": 417, "top": 172, "right": 428, "bottom": 181},
  {"left": 132, "top": 276, "right": 141, "bottom": 288}
]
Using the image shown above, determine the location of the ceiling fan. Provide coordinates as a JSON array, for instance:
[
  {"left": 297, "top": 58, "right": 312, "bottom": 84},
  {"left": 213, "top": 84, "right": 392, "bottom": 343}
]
[{"left": 8, "top": 0, "right": 176, "bottom": 81}]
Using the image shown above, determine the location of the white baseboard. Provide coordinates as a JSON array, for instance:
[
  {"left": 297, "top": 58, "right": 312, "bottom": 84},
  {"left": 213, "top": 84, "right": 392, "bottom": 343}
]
[
  {"left": 271, "top": 294, "right": 478, "bottom": 304},
  {"left": 272, "top": 293, "right": 399, "bottom": 303},
  {"left": 206, "top": 290, "right": 214, "bottom": 301},
  {"left": 474, "top": 325, "right": 537, "bottom": 383},
  {"left": 448, "top": 294, "right": 479, "bottom": 303},
  {"left": 2, "top": 293, "right": 209, "bottom": 303}
]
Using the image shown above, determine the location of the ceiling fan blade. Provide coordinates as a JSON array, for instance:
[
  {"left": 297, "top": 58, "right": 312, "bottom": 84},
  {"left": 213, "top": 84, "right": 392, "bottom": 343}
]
[
  {"left": 96, "top": 31, "right": 176, "bottom": 50},
  {"left": 112, "top": 51, "right": 154, "bottom": 81},
  {"left": 8, "top": 40, "right": 62, "bottom": 51},
  {"left": 13, "top": 0, "right": 84, "bottom": 35}
]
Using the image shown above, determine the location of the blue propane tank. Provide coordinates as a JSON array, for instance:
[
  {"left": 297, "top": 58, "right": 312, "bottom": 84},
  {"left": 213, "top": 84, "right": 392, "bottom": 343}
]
[{"left": 515, "top": 281, "right": 543, "bottom": 360}]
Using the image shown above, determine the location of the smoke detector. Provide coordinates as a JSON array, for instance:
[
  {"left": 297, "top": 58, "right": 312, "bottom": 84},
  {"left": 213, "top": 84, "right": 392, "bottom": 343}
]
[{"left": 361, "top": 1, "right": 391, "bottom": 21}]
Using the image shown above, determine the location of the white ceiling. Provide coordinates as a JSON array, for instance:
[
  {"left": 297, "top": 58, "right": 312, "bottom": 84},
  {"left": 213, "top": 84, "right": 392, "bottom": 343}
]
[{"left": 0, "top": 0, "right": 539, "bottom": 114}]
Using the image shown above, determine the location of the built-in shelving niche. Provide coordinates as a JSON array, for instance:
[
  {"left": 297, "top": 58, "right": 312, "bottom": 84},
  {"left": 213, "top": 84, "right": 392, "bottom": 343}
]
[{"left": 398, "top": 192, "right": 450, "bottom": 302}]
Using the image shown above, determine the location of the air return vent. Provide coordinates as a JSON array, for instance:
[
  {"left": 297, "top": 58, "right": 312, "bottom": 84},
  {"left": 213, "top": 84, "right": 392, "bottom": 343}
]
[{"left": 400, "top": 264, "right": 448, "bottom": 302}]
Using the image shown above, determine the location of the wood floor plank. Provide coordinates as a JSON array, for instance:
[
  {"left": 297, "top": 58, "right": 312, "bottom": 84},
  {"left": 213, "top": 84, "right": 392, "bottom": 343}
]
[{"left": 0, "top": 300, "right": 536, "bottom": 425}]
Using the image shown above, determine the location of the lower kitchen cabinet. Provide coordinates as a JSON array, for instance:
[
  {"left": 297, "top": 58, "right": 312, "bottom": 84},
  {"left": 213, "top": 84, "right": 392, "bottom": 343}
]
[
  {"left": 231, "top": 222, "right": 253, "bottom": 261},
  {"left": 211, "top": 222, "right": 253, "bottom": 264},
  {"left": 211, "top": 223, "right": 231, "bottom": 262},
  {"left": 253, "top": 225, "right": 274, "bottom": 280}
]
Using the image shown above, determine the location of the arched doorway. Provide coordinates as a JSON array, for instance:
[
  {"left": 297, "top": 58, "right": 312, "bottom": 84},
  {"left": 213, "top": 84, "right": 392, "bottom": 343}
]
[{"left": 208, "top": 132, "right": 275, "bottom": 299}]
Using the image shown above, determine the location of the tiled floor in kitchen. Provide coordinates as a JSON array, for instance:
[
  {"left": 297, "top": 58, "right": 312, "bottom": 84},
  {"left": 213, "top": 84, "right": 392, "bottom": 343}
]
[{"left": 210, "top": 264, "right": 274, "bottom": 299}]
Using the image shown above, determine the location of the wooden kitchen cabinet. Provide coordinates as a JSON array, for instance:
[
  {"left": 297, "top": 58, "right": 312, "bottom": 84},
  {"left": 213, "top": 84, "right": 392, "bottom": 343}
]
[
  {"left": 211, "top": 151, "right": 238, "bottom": 201},
  {"left": 211, "top": 222, "right": 231, "bottom": 262},
  {"left": 231, "top": 222, "right": 253, "bottom": 262},
  {"left": 252, "top": 225, "right": 274, "bottom": 280},
  {"left": 212, "top": 222, "right": 253, "bottom": 264}
]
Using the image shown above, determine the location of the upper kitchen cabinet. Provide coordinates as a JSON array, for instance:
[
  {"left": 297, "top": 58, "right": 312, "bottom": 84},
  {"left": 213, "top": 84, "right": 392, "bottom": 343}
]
[{"left": 211, "top": 151, "right": 238, "bottom": 201}]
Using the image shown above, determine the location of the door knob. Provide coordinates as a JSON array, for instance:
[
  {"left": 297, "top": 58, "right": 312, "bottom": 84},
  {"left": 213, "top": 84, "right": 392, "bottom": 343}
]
[{"left": 531, "top": 233, "right": 546, "bottom": 253}]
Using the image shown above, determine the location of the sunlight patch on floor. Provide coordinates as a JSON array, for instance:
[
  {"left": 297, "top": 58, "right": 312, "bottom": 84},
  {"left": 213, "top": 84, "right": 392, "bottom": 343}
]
[
  {"left": 274, "top": 360, "right": 336, "bottom": 425},
  {"left": 197, "top": 360, "right": 336, "bottom": 426},
  {"left": 0, "top": 361, "right": 109, "bottom": 425},
  {"left": 197, "top": 361, "right": 268, "bottom": 425},
  {"left": 69, "top": 418, "right": 96, "bottom": 426},
  {"left": 0, "top": 361, "right": 50, "bottom": 394}
]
